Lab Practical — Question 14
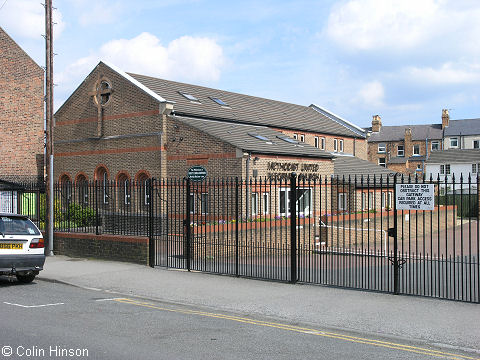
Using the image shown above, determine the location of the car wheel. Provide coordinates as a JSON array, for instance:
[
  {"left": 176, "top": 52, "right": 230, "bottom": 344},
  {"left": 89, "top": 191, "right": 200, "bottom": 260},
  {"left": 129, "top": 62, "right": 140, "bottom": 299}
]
[{"left": 16, "top": 274, "right": 36, "bottom": 284}]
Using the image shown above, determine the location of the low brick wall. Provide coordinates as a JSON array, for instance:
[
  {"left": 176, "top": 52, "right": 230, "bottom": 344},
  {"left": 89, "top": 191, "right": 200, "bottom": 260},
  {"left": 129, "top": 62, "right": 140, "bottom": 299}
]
[{"left": 53, "top": 232, "right": 149, "bottom": 265}]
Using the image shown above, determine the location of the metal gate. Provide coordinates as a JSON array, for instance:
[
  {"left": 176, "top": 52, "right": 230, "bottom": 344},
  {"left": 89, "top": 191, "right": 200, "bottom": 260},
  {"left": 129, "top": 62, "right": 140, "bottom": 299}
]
[{"left": 149, "top": 174, "right": 479, "bottom": 302}]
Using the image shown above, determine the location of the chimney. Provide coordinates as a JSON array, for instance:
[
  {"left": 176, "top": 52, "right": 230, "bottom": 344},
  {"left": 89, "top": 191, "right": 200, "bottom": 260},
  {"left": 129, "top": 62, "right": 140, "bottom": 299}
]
[
  {"left": 404, "top": 128, "right": 412, "bottom": 156},
  {"left": 442, "top": 109, "right": 449, "bottom": 129},
  {"left": 372, "top": 115, "right": 382, "bottom": 132}
]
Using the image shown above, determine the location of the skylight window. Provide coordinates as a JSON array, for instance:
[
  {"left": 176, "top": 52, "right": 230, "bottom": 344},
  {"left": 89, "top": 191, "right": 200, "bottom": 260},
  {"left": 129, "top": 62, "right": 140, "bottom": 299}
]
[
  {"left": 248, "top": 133, "right": 270, "bottom": 142},
  {"left": 178, "top": 91, "right": 200, "bottom": 103},
  {"left": 277, "top": 136, "right": 298, "bottom": 144},
  {"left": 210, "top": 97, "right": 228, "bottom": 107}
]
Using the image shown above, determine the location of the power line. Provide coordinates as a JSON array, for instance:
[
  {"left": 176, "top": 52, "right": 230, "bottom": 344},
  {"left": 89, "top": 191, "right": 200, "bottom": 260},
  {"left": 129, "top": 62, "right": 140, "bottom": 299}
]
[{"left": 0, "top": 0, "right": 8, "bottom": 11}]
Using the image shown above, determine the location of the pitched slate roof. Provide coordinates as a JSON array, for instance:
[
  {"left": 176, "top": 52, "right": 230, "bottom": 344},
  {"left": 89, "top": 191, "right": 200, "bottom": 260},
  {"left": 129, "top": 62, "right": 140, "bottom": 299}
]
[
  {"left": 174, "top": 116, "right": 333, "bottom": 159},
  {"left": 388, "top": 156, "right": 407, "bottom": 164},
  {"left": 367, "top": 124, "right": 443, "bottom": 142},
  {"left": 426, "top": 149, "right": 480, "bottom": 164},
  {"left": 444, "top": 118, "right": 480, "bottom": 136},
  {"left": 127, "top": 72, "right": 364, "bottom": 138},
  {"left": 333, "top": 156, "right": 396, "bottom": 178}
]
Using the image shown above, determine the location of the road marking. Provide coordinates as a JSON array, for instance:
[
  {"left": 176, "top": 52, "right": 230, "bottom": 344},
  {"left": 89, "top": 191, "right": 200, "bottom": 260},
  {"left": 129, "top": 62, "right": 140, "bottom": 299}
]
[
  {"left": 114, "top": 298, "right": 477, "bottom": 360},
  {"left": 3, "top": 301, "right": 65, "bottom": 308},
  {"left": 95, "top": 298, "right": 128, "bottom": 302}
]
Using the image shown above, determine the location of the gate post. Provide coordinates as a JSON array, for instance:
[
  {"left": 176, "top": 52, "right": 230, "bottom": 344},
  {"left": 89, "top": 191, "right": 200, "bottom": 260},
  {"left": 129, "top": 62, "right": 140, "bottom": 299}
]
[
  {"left": 185, "top": 178, "right": 192, "bottom": 272},
  {"left": 148, "top": 178, "right": 155, "bottom": 268},
  {"left": 290, "top": 172, "right": 297, "bottom": 284},
  {"left": 393, "top": 175, "right": 399, "bottom": 294}
]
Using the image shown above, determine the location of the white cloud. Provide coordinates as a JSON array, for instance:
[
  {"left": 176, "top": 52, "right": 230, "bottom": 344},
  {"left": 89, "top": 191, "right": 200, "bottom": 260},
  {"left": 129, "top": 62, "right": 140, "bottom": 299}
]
[
  {"left": 57, "top": 32, "right": 226, "bottom": 101},
  {"left": 325, "top": 0, "right": 480, "bottom": 53},
  {"left": 0, "top": 0, "right": 65, "bottom": 39},
  {"left": 403, "top": 62, "right": 480, "bottom": 85},
  {"left": 73, "top": 0, "right": 123, "bottom": 26},
  {"left": 358, "top": 80, "right": 385, "bottom": 106}
]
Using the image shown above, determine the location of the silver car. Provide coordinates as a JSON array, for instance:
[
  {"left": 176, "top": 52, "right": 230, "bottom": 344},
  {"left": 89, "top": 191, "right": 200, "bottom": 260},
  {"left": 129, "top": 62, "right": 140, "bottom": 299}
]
[{"left": 0, "top": 213, "right": 46, "bottom": 283}]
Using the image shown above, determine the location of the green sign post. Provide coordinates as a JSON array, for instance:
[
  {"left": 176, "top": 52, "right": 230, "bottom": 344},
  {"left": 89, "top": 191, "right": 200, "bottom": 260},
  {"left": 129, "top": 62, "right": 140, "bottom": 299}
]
[{"left": 187, "top": 166, "right": 208, "bottom": 182}]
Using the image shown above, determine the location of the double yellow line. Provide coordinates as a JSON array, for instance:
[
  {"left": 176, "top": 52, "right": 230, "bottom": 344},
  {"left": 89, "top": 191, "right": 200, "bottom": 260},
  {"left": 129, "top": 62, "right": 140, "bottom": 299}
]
[{"left": 113, "top": 298, "right": 477, "bottom": 360}]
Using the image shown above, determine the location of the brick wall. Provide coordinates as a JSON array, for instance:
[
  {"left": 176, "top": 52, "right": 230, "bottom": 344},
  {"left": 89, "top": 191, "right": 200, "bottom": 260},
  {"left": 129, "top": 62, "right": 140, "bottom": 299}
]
[
  {"left": 0, "top": 27, "right": 44, "bottom": 178},
  {"left": 54, "top": 62, "right": 164, "bottom": 181},
  {"left": 53, "top": 232, "right": 149, "bottom": 265}
]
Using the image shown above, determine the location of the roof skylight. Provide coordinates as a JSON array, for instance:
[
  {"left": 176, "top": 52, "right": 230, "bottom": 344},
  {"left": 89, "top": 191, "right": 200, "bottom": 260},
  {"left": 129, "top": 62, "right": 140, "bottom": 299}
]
[
  {"left": 248, "top": 133, "right": 270, "bottom": 142},
  {"left": 178, "top": 91, "right": 200, "bottom": 103},
  {"left": 277, "top": 136, "right": 298, "bottom": 144},
  {"left": 210, "top": 97, "right": 228, "bottom": 107}
]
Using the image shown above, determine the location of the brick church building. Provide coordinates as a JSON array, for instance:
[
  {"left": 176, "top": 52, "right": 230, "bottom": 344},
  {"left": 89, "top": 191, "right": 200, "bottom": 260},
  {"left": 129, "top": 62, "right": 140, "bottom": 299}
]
[
  {"left": 54, "top": 61, "right": 393, "bottom": 216},
  {"left": 53, "top": 62, "right": 376, "bottom": 183},
  {"left": 0, "top": 26, "right": 44, "bottom": 181}
]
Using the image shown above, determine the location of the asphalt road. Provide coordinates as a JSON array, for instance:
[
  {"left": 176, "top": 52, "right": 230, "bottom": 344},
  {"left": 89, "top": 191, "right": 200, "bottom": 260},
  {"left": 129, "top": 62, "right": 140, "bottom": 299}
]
[{"left": 0, "top": 278, "right": 476, "bottom": 360}]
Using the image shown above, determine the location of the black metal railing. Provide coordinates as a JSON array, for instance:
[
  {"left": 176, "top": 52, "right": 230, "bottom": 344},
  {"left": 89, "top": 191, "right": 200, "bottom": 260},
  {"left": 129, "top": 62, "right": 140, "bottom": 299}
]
[{"left": 1, "top": 174, "right": 478, "bottom": 302}]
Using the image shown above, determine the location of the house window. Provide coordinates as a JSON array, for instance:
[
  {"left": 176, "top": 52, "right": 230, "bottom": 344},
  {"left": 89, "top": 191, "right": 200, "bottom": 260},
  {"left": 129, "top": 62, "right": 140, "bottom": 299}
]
[
  {"left": 387, "top": 192, "right": 393, "bottom": 209},
  {"left": 473, "top": 164, "right": 477, "bottom": 173},
  {"left": 362, "top": 192, "right": 373, "bottom": 210},
  {"left": 378, "top": 158, "right": 386, "bottom": 167},
  {"left": 381, "top": 192, "right": 386, "bottom": 208},
  {"left": 262, "top": 193, "right": 269, "bottom": 215},
  {"left": 333, "top": 139, "right": 338, "bottom": 152},
  {"left": 338, "top": 193, "right": 346, "bottom": 211},
  {"left": 279, "top": 188, "right": 311, "bottom": 216},
  {"left": 474, "top": 140, "right": 479, "bottom": 149},
  {"left": 416, "top": 164, "right": 422, "bottom": 171},
  {"left": 314, "top": 137, "right": 319, "bottom": 148},
  {"left": 339, "top": 139, "right": 344, "bottom": 152},
  {"left": 431, "top": 141, "right": 440, "bottom": 151},
  {"left": 320, "top": 137, "right": 326, "bottom": 150},
  {"left": 445, "top": 164, "right": 451, "bottom": 174},
  {"left": 413, "top": 144, "right": 420, "bottom": 156},
  {"left": 201, "top": 193, "right": 209, "bottom": 214},
  {"left": 300, "top": 134, "right": 305, "bottom": 142},
  {"left": 397, "top": 145, "right": 404, "bottom": 157},
  {"left": 450, "top": 137, "right": 458, "bottom": 148},
  {"left": 440, "top": 165, "right": 445, "bottom": 174},
  {"left": 378, "top": 143, "right": 386, "bottom": 153},
  {"left": 251, "top": 193, "right": 258, "bottom": 216},
  {"left": 293, "top": 134, "right": 298, "bottom": 140},
  {"left": 189, "top": 193, "right": 208, "bottom": 214}
]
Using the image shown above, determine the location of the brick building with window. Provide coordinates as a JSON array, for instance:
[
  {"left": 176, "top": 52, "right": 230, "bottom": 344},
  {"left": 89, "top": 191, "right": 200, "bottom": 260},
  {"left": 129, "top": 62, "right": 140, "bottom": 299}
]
[
  {"left": 0, "top": 26, "right": 44, "bottom": 181},
  {"left": 365, "top": 115, "right": 443, "bottom": 175},
  {"left": 53, "top": 61, "right": 377, "bottom": 207}
]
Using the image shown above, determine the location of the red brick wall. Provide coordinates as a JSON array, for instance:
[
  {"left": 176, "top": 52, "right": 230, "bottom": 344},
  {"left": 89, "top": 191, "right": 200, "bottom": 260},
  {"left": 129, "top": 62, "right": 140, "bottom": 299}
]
[
  {"left": 0, "top": 27, "right": 44, "bottom": 178},
  {"left": 54, "top": 62, "right": 164, "bottom": 181}
]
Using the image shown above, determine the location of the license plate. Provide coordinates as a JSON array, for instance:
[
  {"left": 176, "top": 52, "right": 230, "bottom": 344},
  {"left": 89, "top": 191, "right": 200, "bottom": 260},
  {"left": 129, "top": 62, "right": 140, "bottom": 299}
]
[{"left": 0, "top": 243, "right": 23, "bottom": 250}]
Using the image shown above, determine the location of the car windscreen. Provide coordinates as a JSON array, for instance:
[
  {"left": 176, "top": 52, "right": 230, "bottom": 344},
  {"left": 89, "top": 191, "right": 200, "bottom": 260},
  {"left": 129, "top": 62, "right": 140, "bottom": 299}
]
[{"left": 0, "top": 216, "right": 40, "bottom": 236}]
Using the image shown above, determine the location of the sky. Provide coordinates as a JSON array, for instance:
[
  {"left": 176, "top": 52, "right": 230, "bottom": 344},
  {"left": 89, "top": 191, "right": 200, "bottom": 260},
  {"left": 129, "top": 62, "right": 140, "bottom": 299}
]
[{"left": 1, "top": 0, "right": 479, "bottom": 128}]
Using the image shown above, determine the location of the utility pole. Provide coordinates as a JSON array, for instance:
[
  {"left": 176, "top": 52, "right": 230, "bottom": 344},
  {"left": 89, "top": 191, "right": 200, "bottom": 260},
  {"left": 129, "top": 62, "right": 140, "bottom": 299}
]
[{"left": 45, "top": 0, "right": 54, "bottom": 256}]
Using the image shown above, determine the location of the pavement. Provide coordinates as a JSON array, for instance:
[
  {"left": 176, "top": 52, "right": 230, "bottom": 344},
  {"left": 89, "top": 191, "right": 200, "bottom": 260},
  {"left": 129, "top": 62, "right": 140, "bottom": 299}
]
[{"left": 38, "top": 255, "right": 480, "bottom": 354}]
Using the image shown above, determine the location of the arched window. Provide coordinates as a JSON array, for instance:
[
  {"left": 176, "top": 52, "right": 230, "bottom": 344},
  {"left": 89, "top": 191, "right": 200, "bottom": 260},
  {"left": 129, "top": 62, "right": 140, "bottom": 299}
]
[
  {"left": 95, "top": 166, "right": 109, "bottom": 205},
  {"left": 75, "top": 174, "right": 88, "bottom": 205},
  {"left": 116, "top": 172, "right": 131, "bottom": 207},
  {"left": 59, "top": 174, "right": 72, "bottom": 209},
  {"left": 136, "top": 172, "right": 150, "bottom": 207}
]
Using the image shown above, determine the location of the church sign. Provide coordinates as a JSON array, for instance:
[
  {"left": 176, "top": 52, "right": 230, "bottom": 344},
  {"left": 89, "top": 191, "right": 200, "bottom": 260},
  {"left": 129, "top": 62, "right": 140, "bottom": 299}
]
[
  {"left": 266, "top": 162, "right": 320, "bottom": 182},
  {"left": 187, "top": 166, "right": 208, "bottom": 182}
]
